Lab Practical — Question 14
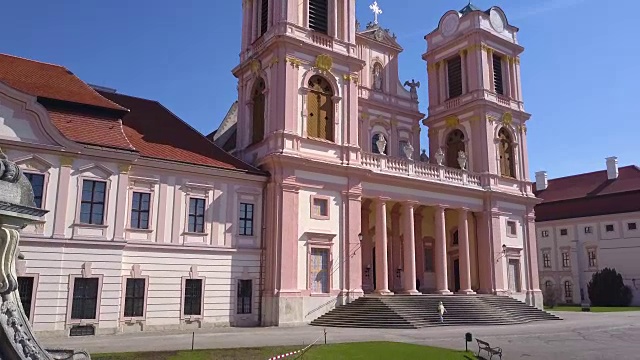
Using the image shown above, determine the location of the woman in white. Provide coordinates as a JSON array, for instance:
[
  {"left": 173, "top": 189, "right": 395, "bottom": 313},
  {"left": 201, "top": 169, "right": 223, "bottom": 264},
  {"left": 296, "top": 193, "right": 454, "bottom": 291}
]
[{"left": 438, "top": 301, "right": 446, "bottom": 323}]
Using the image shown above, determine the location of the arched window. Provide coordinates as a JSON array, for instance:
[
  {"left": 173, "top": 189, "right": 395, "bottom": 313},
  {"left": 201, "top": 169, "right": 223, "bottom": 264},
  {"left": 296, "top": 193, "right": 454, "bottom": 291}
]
[
  {"left": 251, "top": 78, "right": 266, "bottom": 144},
  {"left": 452, "top": 230, "right": 459, "bottom": 246},
  {"left": 498, "top": 127, "right": 515, "bottom": 178},
  {"left": 372, "top": 63, "right": 383, "bottom": 91},
  {"left": 545, "top": 280, "right": 553, "bottom": 290},
  {"left": 371, "top": 133, "right": 388, "bottom": 155},
  {"left": 307, "top": 75, "right": 334, "bottom": 142},
  {"left": 564, "top": 281, "right": 572, "bottom": 301},
  {"left": 446, "top": 129, "right": 465, "bottom": 169}
]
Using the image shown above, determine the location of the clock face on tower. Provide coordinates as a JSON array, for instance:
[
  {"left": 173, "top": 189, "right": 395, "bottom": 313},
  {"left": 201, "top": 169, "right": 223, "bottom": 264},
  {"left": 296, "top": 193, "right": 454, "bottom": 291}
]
[
  {"left": 489, "top": 9, "right": 505, "bottom": 33},
  {"left": 441, "top": 13, "right": 459, "bottom": 37}
]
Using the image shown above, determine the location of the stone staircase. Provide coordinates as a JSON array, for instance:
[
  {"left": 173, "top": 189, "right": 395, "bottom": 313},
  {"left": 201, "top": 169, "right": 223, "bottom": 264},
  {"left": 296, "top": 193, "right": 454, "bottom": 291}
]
[{"left": 310, "top": 294, "right": 561, "bottom": 329}]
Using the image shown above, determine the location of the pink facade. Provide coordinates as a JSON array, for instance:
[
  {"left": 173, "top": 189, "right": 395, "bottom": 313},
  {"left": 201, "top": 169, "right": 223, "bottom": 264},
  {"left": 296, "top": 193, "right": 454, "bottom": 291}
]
[{"left": 224, "top": 1, "right": 543, "bottom": 326}]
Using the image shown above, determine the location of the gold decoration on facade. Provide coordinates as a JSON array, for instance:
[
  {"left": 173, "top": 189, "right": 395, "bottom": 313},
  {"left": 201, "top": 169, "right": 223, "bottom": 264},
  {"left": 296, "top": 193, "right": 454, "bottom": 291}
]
[
  {"left": 412, "top": 124, "right": 421, "bottom": 132},
  {"left": 249, "top": 59, "right": 261, "bottom": 74},
  {"left": 359, "top": 113, "right": 370, "bottom": 121},
  {"left": 459, "top": 49, "right": 467, "bottom": 56},
  {"left": 519, "top": 124, "right": 528, "bottom": 134},
  {"left": 444, "top": 115, "right": 460, "bottom": 128},
  {"left": 515, "top": 57, "right": 521, "bottom": 65},
  {"left": 59, "top": 156, "right": 74, "bottom": 167},
  {"left": 268, "top": 57, "right": 279, "bottom": 68},
  {"left": 315, "top": 54, "right": 333, "bottom": 72},
  {"left": 468, "top": 116, "right": 481, "bottom": 122},
  {"left": 342, "top": 74, "right": 359, "bottom": 84},
  {"left": 502, "top": 112, "right": 513, "bottom": 126},
  {"left": 119, "top": 164, "right": 132, "bottom": 174},
  {"left": 286, "top": 57, "right": 302, "bottom": 68},
  {"left": 486, "top": 115, "right": 496, "bottom": 124}
]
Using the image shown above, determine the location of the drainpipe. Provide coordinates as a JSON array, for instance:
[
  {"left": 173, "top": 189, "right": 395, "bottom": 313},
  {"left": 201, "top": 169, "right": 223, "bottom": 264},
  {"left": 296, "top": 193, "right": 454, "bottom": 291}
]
[{"left": 257, "top": 180, "right": 268, "bottom": 326}]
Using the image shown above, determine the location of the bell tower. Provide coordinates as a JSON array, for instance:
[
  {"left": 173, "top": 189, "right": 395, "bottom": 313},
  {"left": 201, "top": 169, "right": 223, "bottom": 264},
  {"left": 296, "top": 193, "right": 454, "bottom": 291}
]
[
  {"left": 423, "top": 4, "right": 531, "bottom": 183},
  {"left": 232, "top": 0, "right": 363, "bottom": 165}
]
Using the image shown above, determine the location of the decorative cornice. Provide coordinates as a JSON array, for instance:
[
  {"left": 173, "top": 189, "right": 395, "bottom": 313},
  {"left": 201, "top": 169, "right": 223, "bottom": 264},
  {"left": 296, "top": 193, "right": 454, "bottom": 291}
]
[
  {"left": 286, "top": 57, "right": 302, "bottom": 68},
  {"left": 343, "top": 73, "right": 359, "bottom": 84}
]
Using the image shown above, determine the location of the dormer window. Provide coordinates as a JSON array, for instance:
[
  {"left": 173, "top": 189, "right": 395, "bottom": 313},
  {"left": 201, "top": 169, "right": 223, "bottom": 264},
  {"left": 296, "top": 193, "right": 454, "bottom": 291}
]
[{"left": 309, "top": 0, "right": 329, "bottom": 34}]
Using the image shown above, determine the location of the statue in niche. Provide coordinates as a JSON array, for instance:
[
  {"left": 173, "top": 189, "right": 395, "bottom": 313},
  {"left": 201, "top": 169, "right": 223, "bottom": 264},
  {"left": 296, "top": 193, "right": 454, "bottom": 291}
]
[
  {"left": 372, "top": 63, "right": 383, "bottom": 91},
  {"left": 404, "top": 79, "right": 420, "bottom": 100}
]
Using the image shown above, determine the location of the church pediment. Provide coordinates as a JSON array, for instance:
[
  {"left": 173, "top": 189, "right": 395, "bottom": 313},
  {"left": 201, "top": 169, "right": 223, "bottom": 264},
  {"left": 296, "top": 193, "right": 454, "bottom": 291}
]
[{"left": 357, "top": 23, "right": 403, "bottom": 51}]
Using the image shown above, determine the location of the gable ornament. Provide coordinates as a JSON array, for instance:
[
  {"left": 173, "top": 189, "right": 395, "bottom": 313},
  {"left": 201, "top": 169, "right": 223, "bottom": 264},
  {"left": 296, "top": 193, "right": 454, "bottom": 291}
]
[{"left": 315, "top": 54, "right": 333, "bottom": 72}]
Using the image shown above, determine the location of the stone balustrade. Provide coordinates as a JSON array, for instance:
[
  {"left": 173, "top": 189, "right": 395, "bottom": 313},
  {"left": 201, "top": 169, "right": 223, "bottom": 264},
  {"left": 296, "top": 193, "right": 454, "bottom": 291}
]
[{"left": 360, "top": 152, "right": 483, "bottom": 188}]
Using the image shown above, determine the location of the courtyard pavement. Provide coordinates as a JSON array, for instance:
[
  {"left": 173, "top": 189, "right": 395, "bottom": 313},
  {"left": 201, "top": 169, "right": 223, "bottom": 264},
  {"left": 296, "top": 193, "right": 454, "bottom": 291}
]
[{"left": 42, "top": 311, "right": 640, "bottom": 359}]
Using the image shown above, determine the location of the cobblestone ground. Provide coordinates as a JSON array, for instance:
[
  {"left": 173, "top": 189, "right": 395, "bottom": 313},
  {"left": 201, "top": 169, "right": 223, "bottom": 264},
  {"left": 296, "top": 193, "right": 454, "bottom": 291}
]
[{"left": 42, "top": 311, "right": 640, "bottom": 360}]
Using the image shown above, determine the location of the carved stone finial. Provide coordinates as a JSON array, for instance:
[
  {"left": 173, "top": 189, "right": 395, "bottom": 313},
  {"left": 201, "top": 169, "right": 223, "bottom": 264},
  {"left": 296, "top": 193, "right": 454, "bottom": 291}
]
[
  {"left": 435, "top": 148, "right": 445, "bottom": 166},
  {"left": 457, "top": 150, "right": 468, "bottom": 170},
  {"left": 403, "top": 142, "right": 414, "bottom": 160},
  {"left": 375, "top": 134, "right": 387, "bottom": 155}
]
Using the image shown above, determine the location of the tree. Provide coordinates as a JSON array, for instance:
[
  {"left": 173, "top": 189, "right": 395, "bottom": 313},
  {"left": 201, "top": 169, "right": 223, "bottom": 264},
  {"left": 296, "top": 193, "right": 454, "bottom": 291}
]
[
  {"left": 587, "top": 268, "right": 633, "bottom": 307},
  {"left": 543, "top": 284, "right": 560, "bottom": 308}
]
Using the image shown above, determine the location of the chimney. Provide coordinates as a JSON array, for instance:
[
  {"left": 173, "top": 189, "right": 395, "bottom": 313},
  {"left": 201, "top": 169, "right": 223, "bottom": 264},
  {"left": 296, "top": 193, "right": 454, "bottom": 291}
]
[
  {"left": 606, "top": 156, "right": 619, "bottom": 180},
  {"left": 535, "top": 171, "right": 548, "bottom": 191}
]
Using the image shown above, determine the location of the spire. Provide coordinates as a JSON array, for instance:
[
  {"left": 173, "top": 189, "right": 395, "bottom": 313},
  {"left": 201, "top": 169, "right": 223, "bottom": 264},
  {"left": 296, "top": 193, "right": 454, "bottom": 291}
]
[{"left": 459, "top": 1, "right": 481, "bottom": 15}]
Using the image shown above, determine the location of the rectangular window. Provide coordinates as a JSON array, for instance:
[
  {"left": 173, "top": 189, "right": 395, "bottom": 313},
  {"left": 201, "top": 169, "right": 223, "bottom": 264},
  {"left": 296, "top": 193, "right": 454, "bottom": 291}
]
[
  {"left": 17, "top": 276, "right": 35, "bottom": 320},
  {"left": 309, "top": 0, "right": 329, "bottom": 34},
  {"left": 605, "top": 224, "right": 614, "bottom": 232},
  {"left": 584, "top": 226, "right": 592, "bottom": 234},
  {"left": 588, "top": 250, "right": 597, "bottom": 267},
  {"left": 541, "top": 230, "right": 549, "bottom": 238},
  {"left": 564, "top": 281, "right": 573, "bottom": 301},
  {"left": 542, "top": 253, "right": 551, "bottom": 268},
  {"left": 560, "top": 228, "right": 568, "bottom": 236},
  {"left": 260, "top": 0, "right": 269, "bottom": 35},
  {"left": 24, "top": 173, "right": 45, "bottom": 209},
  {"left": 80, "top": 180, "right": 106, "bottom": 225},
  {"left": 447, "top": 55, "right": 462, "bottom": 99},
  {"left": 310, "top": 248, "right": 330, "bottom": 293},
  {"left": 188, "top": 198, "right": 206, "bottom": 233},
  {"left": 239, "top": 202, "right": 255, "bottom": 236},
  {"left": 123, "top": 278, "right": 145, "bottom": 318},
  {"left": 183, "top": 279, "right": 203, "bottom": 316},
  {"left": 424, "top": 247, "right": 434, "bottom": 272},
  {"left": 69, "top": 325, "right": 95, "bottom": 337},
  {"left": 492, "top": 54, "right": 504, "bottom": 95},
  {"left": 237, "top": 279, "right": 252, "bottom": 314},
  {"left": 130, "top": 192, "right": 151, "bottom": 229},
  {"left": 312, "top": 197, "right": 329, "bottom": 219},
  {"left": 71, "top": 278, "right": 99, "bottom": 320},
  {"left": 506, "top": 221, "right": 517, "bottom": 236},
  {"left": 562, "top": 251, "right": 570, "bottom": 268},
  {"left": 628, "top": 222, "right": 637, "bottom": 231}
]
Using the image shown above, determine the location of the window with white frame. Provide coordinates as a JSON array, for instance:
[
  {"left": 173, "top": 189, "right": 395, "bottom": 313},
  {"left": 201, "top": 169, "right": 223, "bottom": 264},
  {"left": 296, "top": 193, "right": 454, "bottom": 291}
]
[
  {"left": 123, "top": 278, "right": 146, "bottom": 318},
  {"left": 605, "top": 224, "right": 614, "bottom": 232},
  {"left": 80, "top": 180, "right": 107, "bottom": 225},
  {"left": 183, "top": 279, "right": 203, "bottom": 316},
  {"left": 17, "top": 276, "right": 35, "bottom": 320},
  {"left": 560, "top": 228, "right": 568, "bottom": 236},
  {"left": 309, "top": 248, "right": 330, "bottom": 293},
  {"left": 237, "top": 279, "right": 252, "bottom": 314},
  {"left": 588, "top": 249, "right": 597, "bottom": 267},
  {"left": 562, "top": 251, "right": 570, "bottom": 268},
  {"left": 130, "top": 192, "right": 151, "bottom": 229},
  {"left": 188, "top": 198, "right": 206, "bottom": 233},
  {"left": 542, "top": 252, "right": 551, "bottom": 268},
  {"left": 24, "top": 173, "right": 45, "bottom": 209},
  {"left": 239, "top": 202, "right": 255, "bottom": 236},
  {"left": 71, "top": 278, "right": 99, "bottom": 320},
  {"left": 506, "top": 220, "right": 517, "bottom": 236},
  {"left": 628, "top": 222, "right": 637, "bottom": 231}
]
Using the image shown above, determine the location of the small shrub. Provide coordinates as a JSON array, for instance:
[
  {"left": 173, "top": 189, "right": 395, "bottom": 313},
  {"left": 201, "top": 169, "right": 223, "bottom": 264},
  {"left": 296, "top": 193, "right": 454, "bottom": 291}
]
[
  {"left": 543, "top": 285, "right": 559, "bottom": 308},
  {"left": 587, "top": 268, "right": 634, "bottom": 307}
]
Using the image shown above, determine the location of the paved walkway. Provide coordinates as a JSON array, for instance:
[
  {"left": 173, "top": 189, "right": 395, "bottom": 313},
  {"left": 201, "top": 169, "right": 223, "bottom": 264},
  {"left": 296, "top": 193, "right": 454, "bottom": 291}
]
[{"left": 42, "top": 311, "right": 640, "bottom": 359}]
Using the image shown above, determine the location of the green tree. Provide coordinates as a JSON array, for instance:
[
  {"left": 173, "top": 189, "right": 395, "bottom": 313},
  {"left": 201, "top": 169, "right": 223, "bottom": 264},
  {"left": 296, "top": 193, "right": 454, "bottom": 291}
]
[{"left": 587, "top": 268, "right": 633, "bottom": 306}]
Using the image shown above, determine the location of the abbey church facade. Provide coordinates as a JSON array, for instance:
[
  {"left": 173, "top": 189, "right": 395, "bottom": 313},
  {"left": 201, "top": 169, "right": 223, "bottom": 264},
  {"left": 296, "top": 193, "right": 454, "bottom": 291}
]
[{"left": 0, "top": 1, "right": 542, "bottom": 336}]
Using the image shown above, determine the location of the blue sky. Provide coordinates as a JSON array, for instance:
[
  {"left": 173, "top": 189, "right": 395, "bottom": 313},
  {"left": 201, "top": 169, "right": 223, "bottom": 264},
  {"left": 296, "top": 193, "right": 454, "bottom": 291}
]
[{"left": 1, "top": 0, "right": 637, "bottom": 179}]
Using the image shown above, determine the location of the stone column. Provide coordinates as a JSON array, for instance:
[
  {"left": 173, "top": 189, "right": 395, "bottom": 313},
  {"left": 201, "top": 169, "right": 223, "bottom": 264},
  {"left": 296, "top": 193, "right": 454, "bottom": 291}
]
[
  {"left": 374, "top": 198, "right": 392, "bottom": 294},
  {"left": 251, "top": 0, "right": 259, "bottom": 42},
  {"left": 390, "top": 206, "right": 401, "bottom": 290},
  {"left": 460, "top": 49, "right": 467, "bottom": 94},
  {"left": 113, "top": 164, "right": 131, "bottom": 241},
  {"left": 434, "top": 205, "right": 451, "bottom": 294},
  {"left": 344, "top": 186, "right": 363, "bottom": 300},
  {"left": 486, "top": 48, "right": 495, "bottom": 92},
  {"left": 414, "top": 208, "right": 425, "bottom": 292},
  {"left": 458, "top": 208, "right": 475, "bottom": 294},
  {"left": 438, "top": 61, "right": 446, "bottom": 103},
  {"left": 361, "top": 205, "right": 373, "bottom": 292},
  {"left": 524, "top": 209, "right": 543, "bottom": 308},
  {"left": 402, "top": 202, "right": 419, "bottom": 294}
]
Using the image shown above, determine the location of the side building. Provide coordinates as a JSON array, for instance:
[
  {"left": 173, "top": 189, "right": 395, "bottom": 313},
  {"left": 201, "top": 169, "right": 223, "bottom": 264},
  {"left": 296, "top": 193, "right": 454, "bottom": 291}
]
[
  {"left": 0, "top": 54, "right": 267, "bottom": 336},
  {"left": 534, "top": 157, "right": 640, "bottom": 306}
]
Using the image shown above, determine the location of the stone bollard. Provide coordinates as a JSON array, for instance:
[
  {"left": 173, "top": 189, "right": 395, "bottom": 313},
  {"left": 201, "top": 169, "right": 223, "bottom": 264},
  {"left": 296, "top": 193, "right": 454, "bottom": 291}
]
[{"left": 0, "top": 147, "right": 91, "bottom": 360}]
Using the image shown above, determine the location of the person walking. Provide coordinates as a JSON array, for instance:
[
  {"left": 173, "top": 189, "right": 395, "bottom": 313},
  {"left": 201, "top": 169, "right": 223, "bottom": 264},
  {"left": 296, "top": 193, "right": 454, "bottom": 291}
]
[{"left": 437, "top": 301, "right": 446, "bottom": 324}]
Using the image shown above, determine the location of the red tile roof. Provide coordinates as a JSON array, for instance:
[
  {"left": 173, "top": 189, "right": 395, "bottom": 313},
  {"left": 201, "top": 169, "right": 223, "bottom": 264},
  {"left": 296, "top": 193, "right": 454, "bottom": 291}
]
[
  {"left": 48, "top": 111, "right": 136, "bottom": 151},
  {"left": 534, "top": 166, "right": 640, "bottom": 221},
  {"left": 97, "top": 91, "right": 262, "bottom": 173},
  {"left": 0, "top": 53, "right": 126, "bottom": 111}
]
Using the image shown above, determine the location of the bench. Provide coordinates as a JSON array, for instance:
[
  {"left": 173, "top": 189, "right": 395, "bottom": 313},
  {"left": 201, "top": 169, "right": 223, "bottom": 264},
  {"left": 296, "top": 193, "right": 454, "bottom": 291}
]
[{"left": 476, "top": 338, "right": 502, "bottom": 360}]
